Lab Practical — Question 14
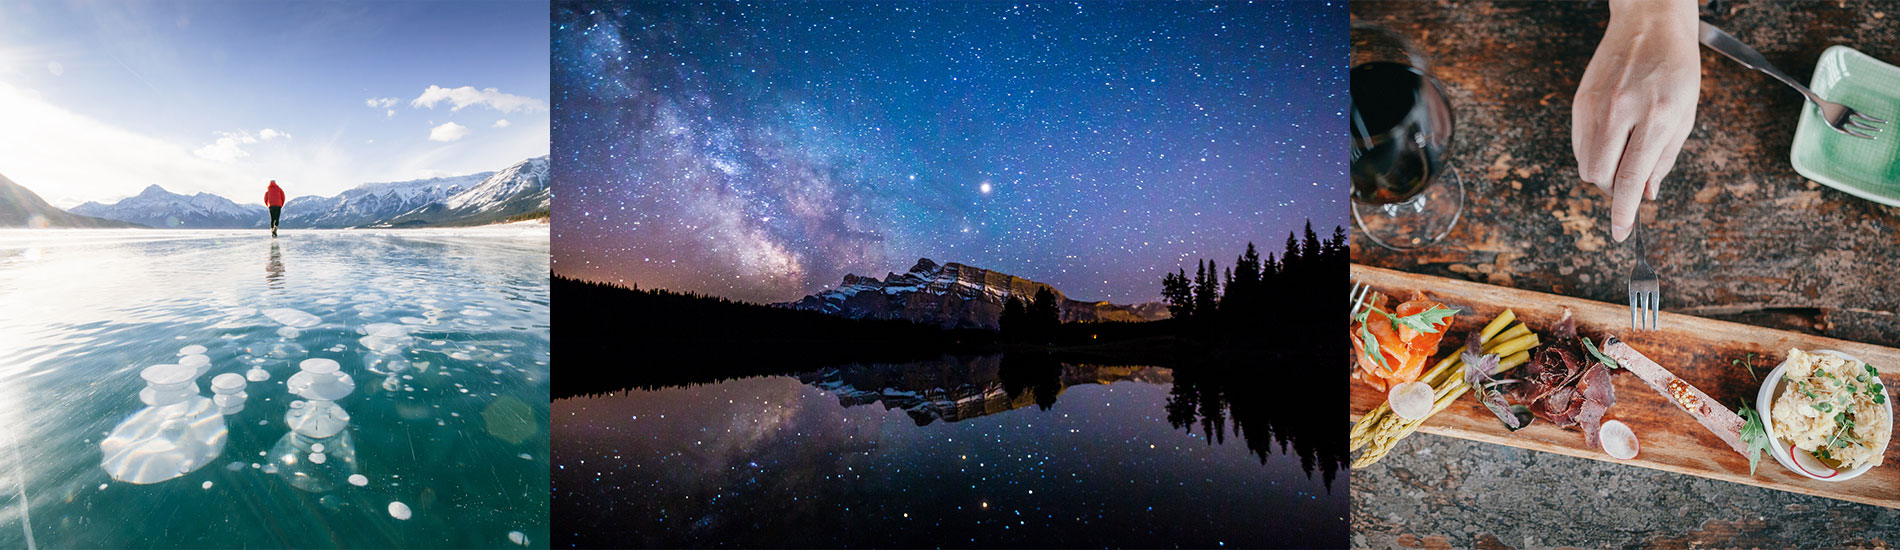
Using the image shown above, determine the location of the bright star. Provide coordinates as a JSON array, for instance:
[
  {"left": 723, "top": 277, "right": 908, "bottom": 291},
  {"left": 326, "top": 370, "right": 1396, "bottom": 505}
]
[{"left": 979, "top": 181, "right": 992, "bottom": 194}]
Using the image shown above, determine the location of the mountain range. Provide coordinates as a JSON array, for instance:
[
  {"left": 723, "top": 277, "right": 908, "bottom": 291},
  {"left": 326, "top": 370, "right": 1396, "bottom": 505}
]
[
  {"left": 58, "top": 156, "right": 549, "bottom": 229},
  {"left": 799, "top": 358, "right": 1174, "bottom": 426},
  {"left": 0, "top": 172, "right": 142, "bottom": 228},
  {"left": 776, "top": 258, "right": 1169, "bottom": 330}
]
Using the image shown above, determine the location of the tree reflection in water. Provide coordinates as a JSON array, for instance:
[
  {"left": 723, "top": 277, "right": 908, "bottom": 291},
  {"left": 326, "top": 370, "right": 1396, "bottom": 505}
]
[
  {"left": 792, "top": 353, "right": 1344, "bottom": 491},
  {"left": 1164, "top": 360, "right": 1346, "bottom": 492}
]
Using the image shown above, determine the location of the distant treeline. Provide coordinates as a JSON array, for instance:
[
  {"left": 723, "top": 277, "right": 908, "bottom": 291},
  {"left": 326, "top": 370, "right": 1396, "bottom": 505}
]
[
  {"left": 554, "top": 275, "right": 998, "bottom": 396},
  {"left": 1160, "top": 220, "right": 1347, "bottom": 347}
]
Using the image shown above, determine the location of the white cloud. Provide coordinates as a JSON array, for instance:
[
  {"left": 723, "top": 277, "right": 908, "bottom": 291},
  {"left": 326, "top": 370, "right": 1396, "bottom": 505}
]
[
  {"left": 409, "top": 85, "right": 546, "bottom": 113},
  {"left": 365, "top": 97, "right": 397, "bottom": 109},
  {"left": 46, "top": 61, "right": 62, "bottom": 76},
  {"left": 192, "top": 128, "right": 289, "bottom": 163},
  {"left": 0, "top": 82, "right": 265, "bottom": 202},
  {"left": 385, "top": 109, "right": 395, "bottom": 118},
  {"left": 428, "top": 121, "right": 470, "bottom": 142},
  {"left": 492, "top": 119, "right": 510, "bottom": 128}
]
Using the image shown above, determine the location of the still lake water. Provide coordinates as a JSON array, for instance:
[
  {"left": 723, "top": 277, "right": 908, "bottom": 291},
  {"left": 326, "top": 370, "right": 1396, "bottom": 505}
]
[
  {"left": 0, "top": 229, "right": 550, "bottom": 549},
  {"left": 553, "top": 355, "right": 1345, "bottom": 548}
]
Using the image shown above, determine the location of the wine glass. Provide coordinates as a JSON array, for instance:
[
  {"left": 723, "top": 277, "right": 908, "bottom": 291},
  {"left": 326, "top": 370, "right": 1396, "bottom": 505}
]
[{"left": 1350, "top": 22, "right": 1462, "bottom": 250}]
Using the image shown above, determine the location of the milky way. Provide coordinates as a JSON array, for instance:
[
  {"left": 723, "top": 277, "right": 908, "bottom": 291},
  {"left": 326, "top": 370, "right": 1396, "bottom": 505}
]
[{"left": 553, "top": 1, "right": 1344, "bottom": 304}]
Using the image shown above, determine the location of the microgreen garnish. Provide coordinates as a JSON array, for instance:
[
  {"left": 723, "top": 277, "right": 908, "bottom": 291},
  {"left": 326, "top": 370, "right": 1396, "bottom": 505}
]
[
  {"left": 1825, "top": 411, "right": 1859, "bottom": 450},
  {"left": 1580, "top": 336, "right": 1622, "bottom": 370},
  {"left": 1814, "top": 402, "right": 1833, "bottom": 413},
  {"left": 1391, "top": 305, "right": 1460, "bottom": 334},
  {"left": 1731, "top": 353, "right": 1759, "bottom": 382}
]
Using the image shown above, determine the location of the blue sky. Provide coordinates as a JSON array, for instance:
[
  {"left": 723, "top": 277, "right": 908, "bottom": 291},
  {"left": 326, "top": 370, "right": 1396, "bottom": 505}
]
[{"left": 0, "top": 0, "right": 550, "bottom": 207}]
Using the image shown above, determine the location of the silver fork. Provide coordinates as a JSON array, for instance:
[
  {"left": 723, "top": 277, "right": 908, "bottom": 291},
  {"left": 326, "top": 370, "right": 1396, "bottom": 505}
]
[
  {"left": 1628, "top": 221, "right": 1660, "bottom": 330},
  {"left": 1699, "top": 21, "right": 1887, "bottom": 139},
  {"left": 1350, "top": 280, "right": 1373, "bottom": 320}
]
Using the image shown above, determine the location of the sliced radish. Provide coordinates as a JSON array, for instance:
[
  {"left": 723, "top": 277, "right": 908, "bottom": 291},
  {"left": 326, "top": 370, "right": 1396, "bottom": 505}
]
[
  {"left": 1789, "top": 442, "right": 1839, "bottom": 478},
  {"left": 1599, "top": 420, "right": 1639, "bottom": 460},
  {"left": 1388, "top": 381, "right": 1435, "bottom": 421}
]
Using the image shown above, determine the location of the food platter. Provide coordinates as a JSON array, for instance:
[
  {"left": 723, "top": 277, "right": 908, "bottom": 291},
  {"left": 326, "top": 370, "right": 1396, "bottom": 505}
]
[{"left": 1347, "top": 264, "right": 1900, "bottom": 509}]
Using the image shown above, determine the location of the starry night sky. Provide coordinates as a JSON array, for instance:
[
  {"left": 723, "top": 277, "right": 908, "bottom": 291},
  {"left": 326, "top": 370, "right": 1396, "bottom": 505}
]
[{"left": 553, "top": 1, "right": 1345, "bottom": 305}]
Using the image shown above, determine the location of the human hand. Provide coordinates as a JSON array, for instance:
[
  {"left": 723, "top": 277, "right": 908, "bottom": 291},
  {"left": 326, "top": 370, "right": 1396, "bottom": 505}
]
[{"left": 1572, "top": 0, "right": 1701, "bottom": 242}]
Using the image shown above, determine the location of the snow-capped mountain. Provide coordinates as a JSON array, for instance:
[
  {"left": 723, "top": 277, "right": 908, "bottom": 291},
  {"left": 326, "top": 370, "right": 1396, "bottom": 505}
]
[
  {"left": 56, "top": 157, "right": 546, "bottom": 229},
  {"left": 280, "top": 172, "right": 490, "bottom": 228},
  {"left": 798, "top": 359, "right": 1174, "bottom": 425},
  {"left": 379, "top": 156, "right": 549, "bottom": 227},
  {"left": 2, "top": 172, "right": 142, "bottom": 228},
  {"left": 776, "top": 258, "right": 1170, "bottom": 329},
  {"left": 70, "top": 185, "right": 266, "bottom": 228}
]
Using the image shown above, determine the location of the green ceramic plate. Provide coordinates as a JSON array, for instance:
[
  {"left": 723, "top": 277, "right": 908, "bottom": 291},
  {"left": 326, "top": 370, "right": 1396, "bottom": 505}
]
[{"left": 1790, "top": 46, "right": 1900, "bottom": 207}]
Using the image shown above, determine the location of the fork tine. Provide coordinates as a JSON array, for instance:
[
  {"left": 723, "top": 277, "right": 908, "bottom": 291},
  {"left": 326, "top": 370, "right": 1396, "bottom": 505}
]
[
  {"left": 1852, "top": 111, "right": 1889, "bottom": 124},
  {"left": 1647, "top": 291, "right": 1659, "bottom": 330},
  {"left": 1842, "top": 127, "right": 1877, "bottom": 139},
  {"left": 1629, "top": 290, "right": 1640, "bottom": 329},
  {"left": 1847, "top": 119, "right": 1883, "bottom": 132}
]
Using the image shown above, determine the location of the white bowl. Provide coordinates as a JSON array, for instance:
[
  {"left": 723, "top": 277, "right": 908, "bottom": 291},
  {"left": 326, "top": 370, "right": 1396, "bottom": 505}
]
[{"left": 1756, "top": 350, "right": 1892, "bottom": 482}]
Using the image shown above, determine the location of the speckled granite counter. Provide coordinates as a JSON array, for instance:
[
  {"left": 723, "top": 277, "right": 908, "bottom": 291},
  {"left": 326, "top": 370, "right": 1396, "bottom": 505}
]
[{"left": 1350, "top": 1, "right": 1900, "bottom": 547}]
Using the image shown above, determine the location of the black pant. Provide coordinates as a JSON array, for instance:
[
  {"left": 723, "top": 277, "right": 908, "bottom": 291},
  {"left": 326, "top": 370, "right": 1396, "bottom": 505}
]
[{"left": 269, "top": 206, "right": 281, "bottom": 229}]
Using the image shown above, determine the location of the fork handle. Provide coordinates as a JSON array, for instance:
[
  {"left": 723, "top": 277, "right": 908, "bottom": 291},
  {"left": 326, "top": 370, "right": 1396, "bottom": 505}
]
[{"left": 1697, "top": 21, "right": 1824, "bottom": 105}]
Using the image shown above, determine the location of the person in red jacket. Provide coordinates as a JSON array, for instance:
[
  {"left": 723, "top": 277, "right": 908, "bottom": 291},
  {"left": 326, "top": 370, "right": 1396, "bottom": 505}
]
[{"left": 264, "top": 180, "right": 286, "bottom": 237}]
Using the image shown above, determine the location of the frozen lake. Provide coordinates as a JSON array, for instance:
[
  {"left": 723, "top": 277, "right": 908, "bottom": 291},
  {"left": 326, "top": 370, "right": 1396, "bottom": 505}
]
[{"left": 0, "top": 228, "right": 549, "bottom": 548}]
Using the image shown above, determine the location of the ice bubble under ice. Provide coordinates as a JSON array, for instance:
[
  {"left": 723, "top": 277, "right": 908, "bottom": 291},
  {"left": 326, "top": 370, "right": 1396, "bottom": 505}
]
[
  {"left": 100, "top": 396, "right": 228, "bottom": 484},
  {"left": 286, "top": 401, "right": 351, "bottom": 439},
  {"left": 277, "top": 327, "right": 301, "bottom": 339},
  {"left": 287, "top": 359, "right": 354, "bottom": 402},
  {"left": 178, "top": 345, "right": 207, "bottom": 356},
  {"left": 202, "top": 481, "right": 212, "bottom": 489},
  {"left": 227, "top": 461, "right": 244, "bottom": 472},
  {"left": 141, "top": 364, "right": 195, "bottom": 389},
  {"left": 266, "top": 342, "right": 308, "bottom": 358},
  {"left": 509, "top": 531, "right": 528, "bottom": 545},
  {"left": 179, "top": 354, "right": 212, "bottom": 377},
  {"left": 262, "top": 308, "right": 321, "bottom": 328},
  {"left": 388, "top": 501, "right": 411, "bottom": 520},
  {"left": 311, "top": 443, "right": 325, "bottom": 452},
  {"left": 301, "top": 358, "right": 340, "bottom": 374},
  {"left": 309, "top": 452, "right": 326, "bottom": 464},
  {"left": 362, "top": 323, "right": 410, "bottom": 337},
  {"left": 211, "top": 373, "right": 246, "bottom": 393},
  {"left": 316, "top": 297, "right": 341, "bottom": 305},
  {"left": 348, "top": 474, "right": 368, "bottom": 486},
  {"left": 245, "top": 367, "right": 271, "bottom": 382}
]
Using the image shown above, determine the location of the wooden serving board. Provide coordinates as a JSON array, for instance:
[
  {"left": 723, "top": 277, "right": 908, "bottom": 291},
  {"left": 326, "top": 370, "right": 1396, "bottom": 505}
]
[{"left": 1349, "top": 264, "right": 1900, "bottom": 509}]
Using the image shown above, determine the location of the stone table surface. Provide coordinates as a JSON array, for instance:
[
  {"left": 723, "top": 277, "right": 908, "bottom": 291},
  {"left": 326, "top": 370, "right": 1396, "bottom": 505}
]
[{"left": 1349, "top": 1, "right": 1900, "bottom": 548}]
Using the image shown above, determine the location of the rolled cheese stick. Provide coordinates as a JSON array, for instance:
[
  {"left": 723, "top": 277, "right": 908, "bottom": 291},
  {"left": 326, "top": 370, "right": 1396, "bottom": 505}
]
[{"left": 1600, "top": 335, "right": 1748, "bottom": 456}]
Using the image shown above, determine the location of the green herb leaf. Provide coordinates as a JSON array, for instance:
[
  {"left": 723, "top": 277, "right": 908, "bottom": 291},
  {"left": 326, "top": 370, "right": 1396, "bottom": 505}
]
[
  {"left": 1580, "top": 336, "right": 1622, "bottom": 370},
  {"left": 1733, "top": 354, "right": 1760, "bottom": 382},
  {"left": 1815, "top": 402, "right": 1833, "bottom": 413},
  {"left": 1358, "top": 324, "right": 1391, "bottom": 373},
  {"left": 1390, "top": 305, "right": 1460, "bottom": 334},
  {"left": 1738, "top": 402, "right": 1770, "bottom": 476}
]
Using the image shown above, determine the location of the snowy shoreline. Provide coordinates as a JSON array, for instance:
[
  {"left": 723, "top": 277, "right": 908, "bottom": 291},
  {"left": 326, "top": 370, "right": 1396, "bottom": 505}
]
[{"left": 0, "top": 220, "right": 549, "bottom": 248}]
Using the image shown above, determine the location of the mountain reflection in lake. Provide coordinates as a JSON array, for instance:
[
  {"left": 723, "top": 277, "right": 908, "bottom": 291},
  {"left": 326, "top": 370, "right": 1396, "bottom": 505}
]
[{"left": 552, "top": 354, "right": 1344, "bottom": 548}]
